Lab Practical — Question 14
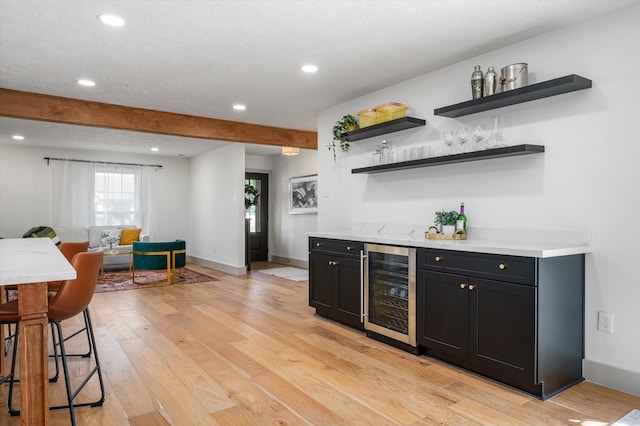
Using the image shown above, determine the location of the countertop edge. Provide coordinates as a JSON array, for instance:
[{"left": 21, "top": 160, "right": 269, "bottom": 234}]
[{"left": 308, "top": 232, "right": 592, "bottom": 258}]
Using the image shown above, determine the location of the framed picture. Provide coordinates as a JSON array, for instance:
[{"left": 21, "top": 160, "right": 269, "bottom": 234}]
[{"left": 289, "top": 174, "right": 318, "bottom": 214}]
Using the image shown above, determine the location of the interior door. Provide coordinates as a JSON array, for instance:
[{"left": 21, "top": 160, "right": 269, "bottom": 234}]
[{"left": 245, "top": 173, "right": 268, "bottom": 262}]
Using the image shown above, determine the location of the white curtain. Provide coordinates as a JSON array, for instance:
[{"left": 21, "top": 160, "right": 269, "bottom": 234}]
[
  {"left": 48, "top": 160, "right": 159, "bottom": 238},
  {"left": 48, "top": 160, "right": 95, "bottom": 227},
  {"left": 139, "top": 166, "right": 159, "bottom": 239}
]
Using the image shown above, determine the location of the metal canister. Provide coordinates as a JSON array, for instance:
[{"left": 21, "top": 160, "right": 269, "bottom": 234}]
[
  {"left": 500, "top": 63, "right": 528, "bottom": 91},
  {"left": 471, "top": 65, "right": 484, "bottom": 99},
  {"left": 484, "top": 66, "right": 497, "bottom": 96}
]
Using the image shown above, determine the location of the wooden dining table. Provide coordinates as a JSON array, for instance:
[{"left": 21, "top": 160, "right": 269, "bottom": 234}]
[{"left": 0, "top": 238, "right": 76, "bottom": 425}]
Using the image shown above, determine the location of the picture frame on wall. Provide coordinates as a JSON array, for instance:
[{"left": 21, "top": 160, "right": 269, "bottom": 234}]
[{"left": 289, "top": 174, "right": 318, "bottom": 214}]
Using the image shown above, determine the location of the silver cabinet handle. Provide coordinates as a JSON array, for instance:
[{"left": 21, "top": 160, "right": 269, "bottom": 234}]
[{"left": 360, "top": 250, "right": 367, "bottom": 323}]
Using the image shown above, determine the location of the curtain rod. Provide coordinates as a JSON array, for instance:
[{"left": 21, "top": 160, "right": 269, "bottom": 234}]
[{"left": 43, "top": 157, "right": 163, "bottom": 168}]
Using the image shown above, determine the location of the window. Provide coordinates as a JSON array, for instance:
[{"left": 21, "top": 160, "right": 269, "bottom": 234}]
[
  {"left": 94, "top": 171, "right": 137, "bottom": 225},
  {"left": 245, "top": 178, "right": 261, "bottom": 232}
]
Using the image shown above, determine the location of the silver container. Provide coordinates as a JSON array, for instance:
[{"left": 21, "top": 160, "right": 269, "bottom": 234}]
[
  {"left": 500, "top": 63, "right": 528, "bottom": 91},
  {"left": 471, "top": 65, "right": 484, "bottom": 99},
  {"left": 484, "top": 66, "right": 497, "bottom": 96}
]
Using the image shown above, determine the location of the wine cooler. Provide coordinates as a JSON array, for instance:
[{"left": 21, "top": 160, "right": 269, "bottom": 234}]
[{"left": 364, "top": 244, "right": 417, "bottom": 349}]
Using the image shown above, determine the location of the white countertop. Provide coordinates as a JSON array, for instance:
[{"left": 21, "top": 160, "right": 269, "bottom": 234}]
[
  {"left": 0, "top": 238, "right": 77, "bottom": 285},
  {"left": 309, "top": 229, "right": 591, "bottom": 258}
]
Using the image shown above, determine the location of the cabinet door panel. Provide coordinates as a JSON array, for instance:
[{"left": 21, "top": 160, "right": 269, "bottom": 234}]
[
  {"left": 469, "top": 277, "right": 536, "bottom": 383},
  {"left": 309, "top": 253, "right": 335, "bottom": 309},
  {"left": 335, "top": 257, "right": 363, "bottom": 328},
  {"left": 418, "top": 270, "right": 469, "bottom": 358}
]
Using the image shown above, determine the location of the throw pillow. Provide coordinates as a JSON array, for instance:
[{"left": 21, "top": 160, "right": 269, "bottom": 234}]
[{"left": 119, "top": 228, "right": 142, "bottom": 245}]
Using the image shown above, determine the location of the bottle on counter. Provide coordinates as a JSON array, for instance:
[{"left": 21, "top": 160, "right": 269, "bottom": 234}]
[
  {"left": 456, "top": 202, "right": 467, "bottom": 232},
  {"left": 471, "top": 65, "right": 484, "bottom": 99},
  {"left": 484, "top": 66, "right": 497, "bottom": 96}
]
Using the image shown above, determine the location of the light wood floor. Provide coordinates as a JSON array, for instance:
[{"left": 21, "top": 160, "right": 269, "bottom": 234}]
[{"left": 1, "top": 262, "right": 638, "bottom": 425}]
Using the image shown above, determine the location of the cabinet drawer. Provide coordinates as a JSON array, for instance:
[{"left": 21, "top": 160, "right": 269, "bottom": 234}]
[
  {"left": 417, "top": 248, "right": 536, "bottom": 285},
  {"left": 309, "top": 238, "right": 364, "bottom": 258}
]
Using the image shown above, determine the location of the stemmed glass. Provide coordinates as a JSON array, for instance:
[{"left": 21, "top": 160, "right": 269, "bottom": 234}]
[
  {"left": 456, "top": 128, "right": 468, "bottom": 153},
  {"left": 442, "top": 130, "right": 454, "bottom": 154},
  {"left": 472, "top": 124, "right": 485, "bottom": 151}
]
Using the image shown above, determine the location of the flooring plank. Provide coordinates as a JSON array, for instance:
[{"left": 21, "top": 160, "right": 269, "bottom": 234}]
[{"left": 1, "top": 262, "right": 638, "bottom": 425}]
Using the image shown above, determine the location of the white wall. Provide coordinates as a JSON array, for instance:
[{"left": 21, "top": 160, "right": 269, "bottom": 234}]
[
  {"left": 270, "top": 149, "right": 318, "bottom": 264},
  {"left": 189, "top": 143, "right": 246, "bottom": 272},
  {"left": 0, "top": 141, "right": 318, "bottom": 272},
  {"left": 0, "top": 144, "right": 190, "bottom": 242},
  {"left": 317, "top": 4, "right": 640, "bottom": 395},
  {"left": 245, "top": 150, "right": 318, "bottom": 265}
]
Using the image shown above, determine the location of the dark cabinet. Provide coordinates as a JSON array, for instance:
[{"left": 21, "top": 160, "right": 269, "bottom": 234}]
[
  {"left": 309, "top": 238, "right": 364, "bottom": 330},
  {"left": 417, "top": 248, "right": 584, "bottom": 399}
]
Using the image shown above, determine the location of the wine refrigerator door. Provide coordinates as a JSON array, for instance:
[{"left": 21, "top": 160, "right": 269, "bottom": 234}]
[{"left": 364, "top": 244, "right": 416, "bottom": 346}]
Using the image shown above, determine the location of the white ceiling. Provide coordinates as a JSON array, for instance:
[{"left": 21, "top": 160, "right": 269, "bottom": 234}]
[{"left": 0, "top": 0, "right": 636, "bottom": 157}]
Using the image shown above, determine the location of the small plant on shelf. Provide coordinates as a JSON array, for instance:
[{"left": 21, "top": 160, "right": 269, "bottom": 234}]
[{"left": 328, "top": 114, "right": 358, "bottom": 162}]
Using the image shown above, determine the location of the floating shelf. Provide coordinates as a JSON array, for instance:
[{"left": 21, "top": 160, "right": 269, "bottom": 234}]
[
  {"left": 342, "top": 116, "right": 426, "bottom": 142},
  {"left": 434, "top": 74, "right": 592, "bottom": 118},
  {"left": 351, "top": 144, "right": 544, "bottom": 174}
]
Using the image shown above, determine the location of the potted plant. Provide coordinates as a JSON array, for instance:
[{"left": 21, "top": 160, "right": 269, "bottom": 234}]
[
  {"left": 244, "top": 184, "right": 260, "bottom": 210},
  {"left": 328, "top": 114, "right": 359, "bottom": 162},
  {"left": 434, "top": 209, "right": 459, "bottom": 235}
]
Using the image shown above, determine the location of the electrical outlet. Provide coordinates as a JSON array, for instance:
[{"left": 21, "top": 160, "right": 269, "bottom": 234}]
[{"left": 597, "top": 311, "right": 614, "bottom": 333}]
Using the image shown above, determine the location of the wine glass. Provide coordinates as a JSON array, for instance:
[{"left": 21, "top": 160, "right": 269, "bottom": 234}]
[
  {"left": 442, "top": 129, "right": 454, "bottom": 154},
  {"left": 472, "top": 124, "right": 485, "bottom": 151},
  {"left": 456, "top": 128, "right": 468, "bottom": 153}
]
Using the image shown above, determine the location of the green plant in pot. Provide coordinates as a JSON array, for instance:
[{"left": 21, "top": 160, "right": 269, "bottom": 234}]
[
  {"left": 244, "top": 184, "right": 260, "bottom": 210},
  {"left": 434, "top": 209, "right": 459, "bottom": 234},
  {"left": 328, "top": 114, "right": 359, "bottom": 162}
]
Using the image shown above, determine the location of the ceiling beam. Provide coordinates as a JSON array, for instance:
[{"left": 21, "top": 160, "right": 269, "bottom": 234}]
[{"left": 0, "top": 88, "right": 317, "bottom": 150}]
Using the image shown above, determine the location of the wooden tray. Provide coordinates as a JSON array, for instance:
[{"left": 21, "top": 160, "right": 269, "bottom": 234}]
[{"left": 425, "top": 228, "right": 467, "bottom": 240}]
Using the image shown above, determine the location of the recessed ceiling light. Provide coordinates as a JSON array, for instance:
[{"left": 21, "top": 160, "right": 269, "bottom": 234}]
[
  {"left": 233, "top": 104, "right": 246, "bottom": 111},
  {"left": 301, "top": 64, "right": 318, "bottom": 73},
  {"left": 12, "top": 135, "right": 24, "bottom": 140},
  {"left": 98, "top": 14, "right": 125, "bottom": 27},
  {"left": 151, "top": 147, "right": 159, "bottom": 152},
  {"left": 78, "top": 79, "right": 96, "bottom": 87}
]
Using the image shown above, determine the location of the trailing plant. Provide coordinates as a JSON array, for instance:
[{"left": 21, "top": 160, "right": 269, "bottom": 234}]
[{"left": 328, "top": 114, "right": 358, "bottom": 162}]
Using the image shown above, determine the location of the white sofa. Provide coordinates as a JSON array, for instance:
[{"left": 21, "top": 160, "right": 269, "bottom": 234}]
[{"left": 53, "top": 225, "right": 149, "bottom": 270}]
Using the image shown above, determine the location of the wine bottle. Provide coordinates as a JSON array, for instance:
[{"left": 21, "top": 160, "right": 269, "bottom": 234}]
[{"left": 456, "top": 202, "right": 467, "bottom": 232}]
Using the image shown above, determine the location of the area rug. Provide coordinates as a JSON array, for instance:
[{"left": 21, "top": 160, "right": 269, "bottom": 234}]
[
  {"left": 256, "top": 267, "right": 308, "bottom": 282},
  {"left": 96, "top": 267, "right": 218, "bottom": 293},
  {"left": 614, "top": 409, "right": 640, "bottom": 426}
]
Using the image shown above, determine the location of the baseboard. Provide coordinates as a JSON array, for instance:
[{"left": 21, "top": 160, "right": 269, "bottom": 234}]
[
  {"left": 584, "top": 359, "right": 640, "bottom": 397},
  {"left": 269, "top": 255, "right": 308, "bottom": 269},
  {"left": 187, "top": 256, "right": 246, "bottom": 275}
]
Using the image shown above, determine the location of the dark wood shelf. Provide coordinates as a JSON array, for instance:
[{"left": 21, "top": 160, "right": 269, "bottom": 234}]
[
  {"left": 343, "top": 116, "right": 426, "bottom": 141},
  {"left": 351, "top": 144, "right": 544, "bottom": 174},
  {"left": 434, "top": 74, "right": 592, "bottom": 118}
]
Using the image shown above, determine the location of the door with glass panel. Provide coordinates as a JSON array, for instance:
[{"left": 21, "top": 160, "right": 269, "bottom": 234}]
[{"left": 245, "top": 173, "right": 268, "bottom": 262}]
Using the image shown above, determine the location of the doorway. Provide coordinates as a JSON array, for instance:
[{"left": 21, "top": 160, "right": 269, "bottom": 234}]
[{"left": 245, "top": 173, "right": 269, "bottom": 263}]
